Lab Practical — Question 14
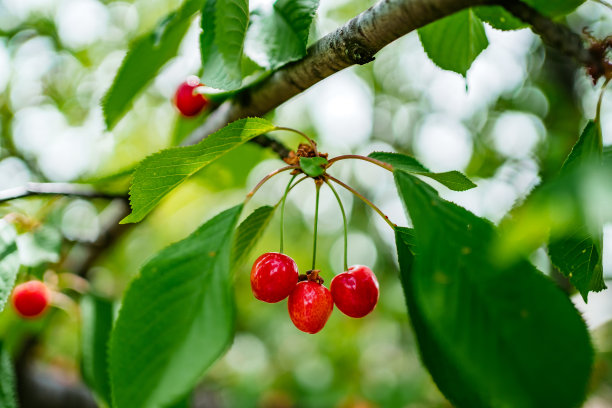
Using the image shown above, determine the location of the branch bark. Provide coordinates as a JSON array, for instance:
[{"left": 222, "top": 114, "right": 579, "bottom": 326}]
[{"left": 184, "top": 0, "right": 489, "bottom": 145}]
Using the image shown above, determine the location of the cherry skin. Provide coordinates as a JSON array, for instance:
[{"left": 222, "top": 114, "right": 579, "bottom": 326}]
[
  {"left": 251, "top": 252, "right": 299, "bottom": 303},
  {"left": 174, "top": 76, "right": 209, "bottom": 117},
  {"left": 288, "top": 281, "right": 333, "bottom": 334},
  {"left": 11, "top": 281, "right": 51, "bottom": 319},
  {"left": 330, "top": 265, "right": 379, "bottom": 318}
]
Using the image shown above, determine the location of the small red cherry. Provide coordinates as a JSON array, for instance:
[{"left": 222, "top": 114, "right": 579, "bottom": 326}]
[
  {"left": 11, "top": 281, "right": 51, "bottom": 319},
  {"left": 251, "top": 252, "right": 299, "bottom": 303},
  {"left": 288, "top": 281, "right": 333, "bottom": 334},
  {"left": 330, "top": 265, "right": 379, "bottom": 318},
  {"left": 174, "top": 76, "right": 209, "bottom": 117}
]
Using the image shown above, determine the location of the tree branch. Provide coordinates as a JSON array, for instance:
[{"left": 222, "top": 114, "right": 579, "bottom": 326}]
[
  {"left": 0, "top": 182, "right": 127, "bottom": 203},
  {"left": 183, "top": 0, "right": 489, "bottom": 145}
]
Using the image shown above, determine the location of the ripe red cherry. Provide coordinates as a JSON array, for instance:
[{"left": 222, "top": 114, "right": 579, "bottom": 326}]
[
  {"left": 330, "top": 265, "right": 379, "bottom": 318},
  {"left": 288, "top": 281, "right": 333, "bottom": 334},
  {"left": 11, "top": 281, "right": 51, "bottom": 319},
  {"left": 251, "top": 252, "right": 299, "bottom": 303},
  {"left": 174, "top": 76, "right": 209, "bottom": 117}
]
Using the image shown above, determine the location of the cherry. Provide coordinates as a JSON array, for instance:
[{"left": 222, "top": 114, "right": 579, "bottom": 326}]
[
  {"left": 11, "top": 280, "right": 51, "bottom": 319},
  {"left": 174, "top": 76, "right": 209, "bottom": 117},
  {"left": 251, "top": 252, "right": 299, "bottom": 303},
  {"left": 288, "top": 281, "right": 333, "bottom": 334},
  {"left": 330, "top": 265, "right": 379, "bottom": 318}
]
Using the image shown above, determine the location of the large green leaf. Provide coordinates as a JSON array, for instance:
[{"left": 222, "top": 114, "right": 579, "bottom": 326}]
[
  {"left": 122, "top": 118, "right": 276, "bottom": 223},
  {"left": 81, "top": 294, "right": 114, "bottom": 406},
  {"left": 370, "top": 152, "right": 476, "bottom": 191},
  {"left": 0, "top": 221, "right": 19, "bottom": 313},
  {"left": 245, "top": 0, "right": 319, "bottom": 69},
  {"left": 232, "top": 205, "right": 276, "bottom": 267},
  {"left": 0, "top": 343, "right": 16, "bottom": 408},
  {"left": 549, "top": 120, "right": 606, "bottom": 301},
  {"left": 102, "top": 0, "right": 203, "bottom": 129},
  {"left": 394, "top": 171, "right": 593, "bottom": 408},
  {"left": 200, "top": 0, "right": 249, "bottom": 90},
  {"left": 418, "top": 9, "right": 489, "bottom": 77},
  {"left": 110, "top": 205, "right": 242, "bottom": 408}
]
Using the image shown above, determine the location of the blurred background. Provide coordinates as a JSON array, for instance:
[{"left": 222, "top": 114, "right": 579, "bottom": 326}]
[{"left": 1, "top": 0, "right": 612, "bottom": 406}]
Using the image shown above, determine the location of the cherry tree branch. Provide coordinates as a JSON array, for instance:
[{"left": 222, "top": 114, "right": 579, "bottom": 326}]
[
  {"left": 183, "top": 0, "right": 605, "bottom": 146},
  {"left": 0, "top": 182, "right": 127, "bottom": 203}
]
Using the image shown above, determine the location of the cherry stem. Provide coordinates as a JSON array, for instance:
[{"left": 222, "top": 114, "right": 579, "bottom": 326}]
[
  {"left": 275, "top": 127, "right": 318, "bottom": 155},
  {"left": 312, "top": 183, "right": 321, "bottom": 270},
  {"left": 327, "top": 175, "right": 396, "bottom": 230},
  {"left": 245, "top": 165, "right": 299, "bottom": 203},
  {"left": 327, "top": 155, "right": 393, "bottom": 172},
  {"left": 325, "top": 180, "right": 348, "bottom": 271},
  {"left": 279, "top": 174, "right": 298, "bottom": 253}
]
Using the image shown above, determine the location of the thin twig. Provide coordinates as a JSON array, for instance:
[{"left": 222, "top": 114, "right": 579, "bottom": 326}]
[
  {"left": 0, "top": 182, "right": 127, "bottom": 203},
  {"left": 327, "top": 155, "right": 393, "bottom": 172}
]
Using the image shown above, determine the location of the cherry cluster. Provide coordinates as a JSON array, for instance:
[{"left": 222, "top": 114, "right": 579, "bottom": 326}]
[{"left": 251, "top": 252, "right": 379, "bottom": 334}]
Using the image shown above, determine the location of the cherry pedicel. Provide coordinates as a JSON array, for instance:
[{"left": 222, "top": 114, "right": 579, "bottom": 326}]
[
  {"left": 251, "top": 252, "right": 299, "bottom": 303},
  {"left": 174, "top": 76, "right": 209, "bottom": 117},
  {"left": 288, "top": 277, "right": 333, "bottom": 334},
  {"left": 330, "top": 265, "right": 379, "bottom": 318},
  {"left": 11, "top": 280, "right": 51, "bottom": 319}
]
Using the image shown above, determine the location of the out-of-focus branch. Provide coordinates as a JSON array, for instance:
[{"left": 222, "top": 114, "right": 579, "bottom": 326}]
[
  {"left": 495, "top": 0, "right": 610, "bottom": 82},
  {"left": 0, "top": 182, "right": 127, "bottom": 203}
]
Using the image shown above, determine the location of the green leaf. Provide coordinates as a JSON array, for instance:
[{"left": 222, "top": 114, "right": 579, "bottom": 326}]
[
  {"left": 0, "top": 343, "right": 16, "bottom": 408},
  {"left": 299, "top": 156, "right": 327, "bottom": 177},
  {"left": 122, "top": 118, "right": 276, "bottom": 223},
  {"left": 102, "top": 0, "right": 203, "bottom": 129},
  {"left": 200, "top": 0, "right": 249, "bottom": 90},
  {"left": 0, "top": 221, "right": 19, "bottom": 313},
  {"left": 245, "top": 0, "right": 319, "bottom": 69},
  {"left": 110, "top": 205, "right": 242, "bottom": 408},
  {"left": 16, "top": 225, "right": 62, "bottom": 267},
  {"left": 474, "top": 6, "right": 525, "bottom": 31},
  {"left": 394, "top": 171, "right": 593, "bottom": 408},
  {"left": 370, "top": 152, "right": 476, "bottom": 191},
  {"left": 604, "top": 145, "right": 612, "bottom": 165},
  {"left": 549, "top": 120, "right": 605, "bottom": 301},
  {"left": 523, "top": 0, "right": 584, "bottom": 16},
  {"left": 418, "top": 9, "right": 489, "bottom": 77},
  {"left": 232, "top": 205, "right": 276, "bottom": 267},
  {"left": 81, "top": 294, "right": 114, "bottom": 406},
  {"left": 560, "top": 121, "right": 601, "bottom": 174}
]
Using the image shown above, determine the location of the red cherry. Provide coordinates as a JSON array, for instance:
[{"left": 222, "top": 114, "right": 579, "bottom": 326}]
[
  {"left": 251, "top": 252, "right": 299, "bottom": 303},
  {"left": 288, "top": 281, "right": 333, "bottom": 334},
  {"left": 174, "top": 76, "right": 209, "bottom": 117},
  {"left": 11, "top": 281, "right": 51, "bottom": 319},
  {"left": 330, "top": 265, "right": 379, "bottom": 318}
]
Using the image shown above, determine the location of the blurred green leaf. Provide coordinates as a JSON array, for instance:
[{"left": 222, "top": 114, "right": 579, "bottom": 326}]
[
  {"left": 102, "top": 0, "right": 203, "bottom": 129},
  {"left": 110, "top": 205, "right": 242, "bottom": 408},
  {"left": 81, "top": 294, "right": 114, "bottom": 406},
  {"left": 523, "top": 0, "right": 584, "bottom": 16},
  {"left": 200, "top": 0, "right": 249, "bottom": 90},
  {"left": 232, "top": 205, "right": 276, "bottom": 267},
  {"left": 300, "top": 157, "right": 327, "bottom": 177},
  {"left": 549, "top": 120, "right": 606, "bottom": 301},
  {"left": 474, "top": 6, "right": 525, "bottom": 30},
  {"left": 0, "top": 221, "right": 19, "bottom": 313},
  {"left": 245, "top": 0, "right": 319, "bottom": 69},
  {"left": 394, "top": 171, "right": 593, "bottom": 408},
  {"left": 370, "top": 152, "right": 476, "bottom": 191},
  {"left": 0, "top": 343, "right": 16, "bottom": 408},
  {"left": 418, "top": 9, "right": 488, "bottom": 77},
  {"left": 122, "top": 118, "right": 276, "bottom": 223},
  {"left": 16, "top": 225, "right": 62, "bottom": 267}
]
